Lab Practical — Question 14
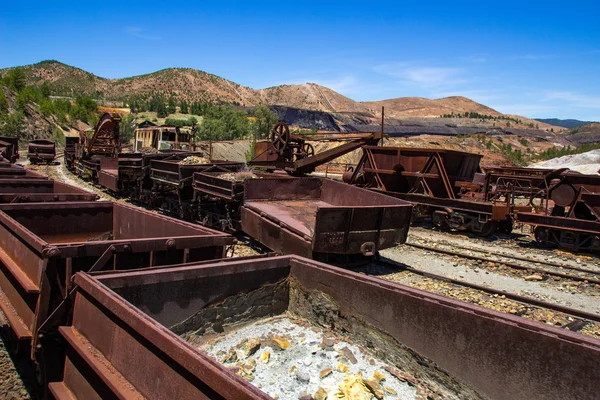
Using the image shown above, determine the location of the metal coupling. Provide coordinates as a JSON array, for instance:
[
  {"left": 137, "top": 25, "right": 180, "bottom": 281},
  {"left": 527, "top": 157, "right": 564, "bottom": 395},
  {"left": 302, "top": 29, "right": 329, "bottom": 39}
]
[
  {"left": 45, "top": 246, "right": 61, "bottom": 258},
  {"left": 360, "top": 242, "right": 376, "bottom": 257}
]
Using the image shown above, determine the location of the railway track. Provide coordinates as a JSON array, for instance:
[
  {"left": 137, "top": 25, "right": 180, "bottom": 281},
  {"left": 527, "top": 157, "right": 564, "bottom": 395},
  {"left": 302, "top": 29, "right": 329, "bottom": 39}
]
[
  {"left": 410, "top": 238, "right": 600, "bottom": 273},
  {"left": 367, "top": 256, "right": 600, "bottom": 329},
  {"left": 405, "top": 242, "right": 600, "bottom": 284}
]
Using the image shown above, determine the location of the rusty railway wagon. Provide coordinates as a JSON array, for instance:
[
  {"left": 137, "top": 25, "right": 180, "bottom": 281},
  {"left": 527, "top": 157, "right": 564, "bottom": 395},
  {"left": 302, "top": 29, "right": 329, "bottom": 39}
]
[
  {"left": 149, "top": 157, "right": 243, "bottom": 219},
  {"left": 0, "top": 200, "right": 233, "bottom": 384},
  {"left": 104, "top": 151, "right": 200, "bottom": 198},
  {"left": 0, "top": 135, "right": 20, "bottom": 163},
  {"left": 192, "top": 164, "right": 249, "bottom": 232},
  {"left": 27, "top": 139, "right": 56, "bottom": 164},
  {"left": 0, "top": 178, "right": 98, "bottom": 203},
  {"left": 191, "top": 166, "right": 293, "bottom": 232},
  {"left": 344, "top": 146, "right": 529, "bottom": 235},
  {"left": 516, "top": 171, "right": 600, "bottom": 251},
  {"left": 48, "top": 255, "right": 600, "bottom": 400},
  {"left": 457, "top": 165, "right": 567, "bottom": 204},
  {"left": 241, "top": 177, "right": 413, "bottom": 262},
  {"left": 63, "top": 136, "right": 79, "bottom": 170}
]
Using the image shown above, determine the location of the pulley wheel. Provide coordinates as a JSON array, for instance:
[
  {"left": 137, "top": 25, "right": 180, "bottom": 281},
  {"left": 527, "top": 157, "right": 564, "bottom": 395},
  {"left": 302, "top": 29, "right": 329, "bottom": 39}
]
[
  {"left": 302, "top": 143, "right": 315, "bottom": 158},
  {"left": 270, "top": 122, "right": 290, "bottom": 155}
]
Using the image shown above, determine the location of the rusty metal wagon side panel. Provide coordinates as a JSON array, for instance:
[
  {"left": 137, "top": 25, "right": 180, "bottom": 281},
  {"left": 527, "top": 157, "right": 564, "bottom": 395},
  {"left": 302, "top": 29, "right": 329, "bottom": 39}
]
[
  {"left": 150, "top": 158, "right": 242, "bottom": 189},
  {"left": 348, "top": 146, "right": 483, "bottom": 199},
  {"left": 51, "top": 256, "right": 600, "bottom": 400},
  {"left": 192, "top": 167, "right": 247, "bottom": 201},
  {"left": 0, "top": 178, "right": 98, "bottom": 203}
]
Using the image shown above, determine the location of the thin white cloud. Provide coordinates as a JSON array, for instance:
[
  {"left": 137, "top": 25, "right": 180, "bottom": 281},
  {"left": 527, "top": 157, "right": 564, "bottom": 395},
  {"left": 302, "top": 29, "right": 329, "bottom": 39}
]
[
  {"left": 490, "top": 103, "right": 562, "bottom": 117},
  {"left": 509, "top": 54, "right": 554, "bottom": 61},
  {"left": 543, "top": 91, "right": 600, "bottom": 109},
  {"left": 125, "top": 26, "right": 161, "bottom": 41},
  {"left": 374, "top": 62, "right": 469, "bottom": 88},
  {"left": 461, "top": 55, "right": 487, "bottom": 63}
]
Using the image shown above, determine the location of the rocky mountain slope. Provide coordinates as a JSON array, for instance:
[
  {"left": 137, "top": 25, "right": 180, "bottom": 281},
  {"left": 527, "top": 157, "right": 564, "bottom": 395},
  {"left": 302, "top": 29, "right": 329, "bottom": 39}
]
[
  {"left": 362, "top": 96, "right": 501, "bottom": 118},
  {"left": 566, "top": 122, "right": 600, "bottom": 145},
  {"left": 0, "top": 84, "right": 58, "bottom": 141},
  {"left": 1, "top": 61, "right": 562, "bottom": 132}
]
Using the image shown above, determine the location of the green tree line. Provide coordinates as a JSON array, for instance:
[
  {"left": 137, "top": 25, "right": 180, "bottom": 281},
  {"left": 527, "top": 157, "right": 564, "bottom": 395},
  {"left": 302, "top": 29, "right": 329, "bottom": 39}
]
[
  {"left": 534, "top": 142, "right": 600, "bottom": 161},
  {"left": 440, "top": 111, "right": 540, "bottom": 128}
]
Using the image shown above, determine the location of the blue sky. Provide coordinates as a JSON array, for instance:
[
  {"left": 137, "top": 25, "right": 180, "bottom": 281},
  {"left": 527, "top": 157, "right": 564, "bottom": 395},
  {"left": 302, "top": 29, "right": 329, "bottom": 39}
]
[{"left": 1, "top": 1, "right": 599, "bottom": 120}]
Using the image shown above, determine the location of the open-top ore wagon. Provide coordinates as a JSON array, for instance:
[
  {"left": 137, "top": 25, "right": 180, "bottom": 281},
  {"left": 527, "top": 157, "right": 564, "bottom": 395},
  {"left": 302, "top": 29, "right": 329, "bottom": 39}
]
[
  {"left": 105, "top": 151, "right": 198, "bottom": 198},
  {"left": 50, "top": 255, "right": 600, "bottom": 400},
  {"left": 0, "top": 200, "right": 233, "bottom": 384},
  {"left": 192, "top": 166, "right": 291, "bottom": 232},
  {"left": 344, "top": 146, "right": 530, "bottom": 235},
  {"left": 241, "top": 177, "right": 413, "bottom": 262},
  {"left": 0, "top": 135, "right": 20, "bottom": 163},
  {"left": 27, "top": 139, "right": 56, "bottom": 164},
  {"left": 149, "top": 157, "right": 243, "bottom": 218},
  {"left": 63, "top": 136, "right": 79, "bottom": 170}
]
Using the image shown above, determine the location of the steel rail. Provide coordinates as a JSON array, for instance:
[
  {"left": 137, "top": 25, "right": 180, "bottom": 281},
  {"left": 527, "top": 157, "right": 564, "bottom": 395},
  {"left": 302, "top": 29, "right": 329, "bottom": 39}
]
[
  {"left": 406, "top": 242, "right": 600, "bottom": 285},
  {"left": 373, "top": 257, "right": 600, "bottom": 324},
  {"left": 408, "top": 239, "right": 600, "bottom": 276}
]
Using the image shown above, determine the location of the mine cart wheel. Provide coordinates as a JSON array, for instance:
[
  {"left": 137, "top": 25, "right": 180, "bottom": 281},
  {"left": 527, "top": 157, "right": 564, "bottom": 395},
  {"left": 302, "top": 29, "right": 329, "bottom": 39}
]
[
  {"left": 476, "top": 221, "right": 497, "bottom": 237},
  {"left": 301, "top": 143, "right": 315, "bottom": 158},
  {"left": 533, "top": 226, "right": 554, "bottom": 248},
  {"left": 432, "top": 210, "right": 450, "bottom": 231},
  {"left": 270, "top": 122, "right": 290, "bottom": 155},
  {"left": 497, "top": 221, "right": 514, "bottom": 234}
]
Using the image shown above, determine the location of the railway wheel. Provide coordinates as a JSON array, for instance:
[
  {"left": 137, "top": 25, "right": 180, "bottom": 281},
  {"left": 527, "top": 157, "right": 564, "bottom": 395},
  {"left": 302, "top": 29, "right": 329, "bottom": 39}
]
[
  {"left": 497, "top": 221, "right": 514, "bottom": 234},
  {"left": 270, "top": 122, "right": 290, "bottom": 155},
  {"left": 432, "top": 210, "right": 450, "bottom": 231},
  {"left": 476, "top": 221, "right": 497, "bottom": 237},
  {"left": 533, "top": 226, "right": 554, "bottom": 248}
]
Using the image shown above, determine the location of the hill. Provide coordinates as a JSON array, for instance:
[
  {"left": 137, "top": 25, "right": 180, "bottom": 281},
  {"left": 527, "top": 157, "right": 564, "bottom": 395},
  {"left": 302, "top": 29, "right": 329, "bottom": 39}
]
[
  {"left": 362, "top": 96, "right": 501, "bottom": 118},
  {"left": 0, "top": 61, "right": 562, "bottom": 133},
  {"left": 567, "top": 122, "right": 600, "bottom": 145},
  {"left": 260, "top": 83, "right": 371, "bottom": 114},
  {"left": 534, "top": 118, "right": 593, "bottom": 129}
]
